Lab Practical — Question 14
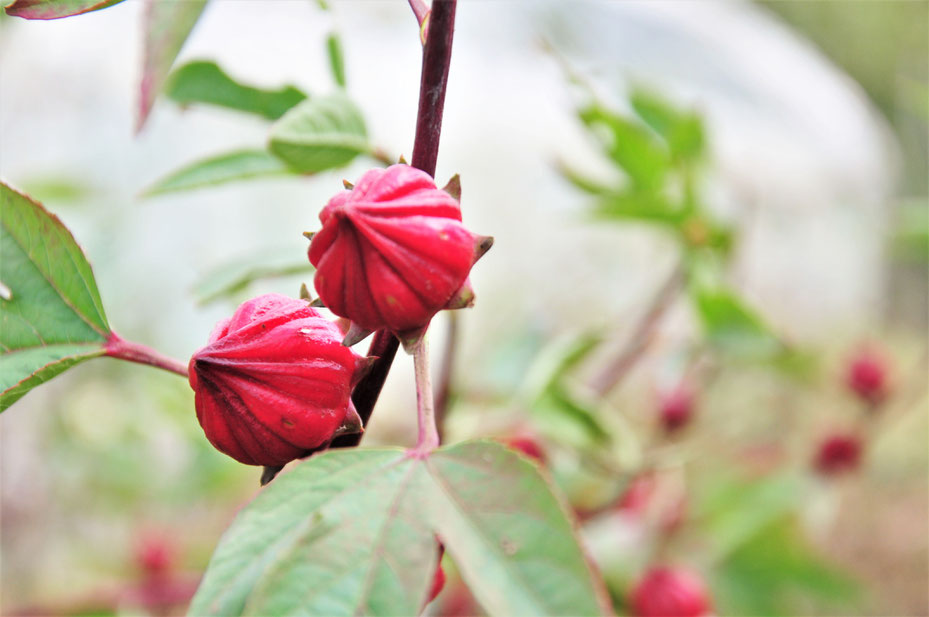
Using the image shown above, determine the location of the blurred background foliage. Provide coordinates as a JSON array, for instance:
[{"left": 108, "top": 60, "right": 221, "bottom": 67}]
[{"left": 0, "top": 1, "right": 926, "bottom": 616}]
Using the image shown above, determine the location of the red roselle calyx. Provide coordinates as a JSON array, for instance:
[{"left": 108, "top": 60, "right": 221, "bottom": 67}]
[
  {"left": 659, "top": 384, "right": 695, "bottom": 433},
  {"left": 814, "top": 433, "right": 863, "bottom": 476},
  {"left": 308, "top": 164, "right": 492, "bottom": 346},
  {"left": 845, "top": 345, "right": 890, "bottom": 406},
  {"left": 188, "top": 294, "right": 370, "bottom": 467},
  {"left": 630, "top": 566, "right": 712, "bottom": 617}
]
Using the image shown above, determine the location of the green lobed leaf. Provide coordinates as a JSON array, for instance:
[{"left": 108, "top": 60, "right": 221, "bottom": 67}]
[
  {"left": 143, "top": 150, "right": 293, "bottom": 197},
  {"left": 579, "top": 104, "right": 670, "bottom": 193},
  {"left": 138, "top": 0, "right": 208, "bottom": 130},
  {"left": 190, "top": 441, "right": 609, "bottom": 617},
  {"left": 4, "top": 0, "right": 123, "bottom": 19},
  {"left": 0, "top": 182, "right": 110, "bottom": 411},
  {"left": 164, "top": 61, "right": 307, "bottom": 120},
  {"left": 268, "top": 93, "right": 369, "bottom": 173},
  {"left": 691, "top": 285, "right": 782, "bottom": 358},
  {"left": 192, "top": 248, "right": 314, "bottom": 305}
]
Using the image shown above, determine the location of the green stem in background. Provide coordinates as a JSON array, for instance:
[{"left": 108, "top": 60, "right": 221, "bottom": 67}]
[
  {"left": 104, "top": 333, "right": 189, "bottom": 378},
  {"left": 434, "top": 311, "right": 458, "bottom": 439},
  {"left": 589, "top": 261, "right": 686, "bottom": 398},
  {"left": 331, "top": 0, "right": 458, "bottom": 449},
  {"left": 410, "top": 336, "right": 440, "bottom": 455}
]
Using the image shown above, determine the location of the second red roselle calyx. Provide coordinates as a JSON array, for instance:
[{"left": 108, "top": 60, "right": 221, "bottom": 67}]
[
  {"left": 188, "top": 294, "right": 370, "bottom": 467},
  {"left": 630, "top": 566, "right": 712, "bottom": 617},
  {"left": 308, "top": 164, "right": 492, "bottom": 344}
]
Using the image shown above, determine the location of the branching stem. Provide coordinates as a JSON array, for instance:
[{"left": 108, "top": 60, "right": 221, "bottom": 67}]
[{"left": 104, "top": 333, "right": 188, "bottom": 378}]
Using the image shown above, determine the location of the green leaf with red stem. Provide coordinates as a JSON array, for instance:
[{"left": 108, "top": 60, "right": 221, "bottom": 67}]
[
  {"left": 164, "top": 60, "right": 307, "bottom": 120},
  {"left": 4, "top": 0, "right": 123, "bottom": 20},
  {"left": 190, "top": 441, "right": 610, "bottom": 617},
  {"left": 0, "top": 181, "right": 110, "bottom": 411},
  {"left": 138, "top": 0, "right": 208, "bottom": 130}
]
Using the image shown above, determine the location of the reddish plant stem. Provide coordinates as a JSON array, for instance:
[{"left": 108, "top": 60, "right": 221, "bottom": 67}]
[
  {"left": 589, "top": 262, "right": 686, "bottom": 398},
  {"left": 411, "top": 0, "right": 457, "bottom": 177},
  {"left": 331, "top": 0, "right": 458, "bottom": 449},
  {"left": 411, "top": 338, "right": 440, "bottom": 454},
  {"left": 105, "top": 334, "right": 188, "bottom": 378}
]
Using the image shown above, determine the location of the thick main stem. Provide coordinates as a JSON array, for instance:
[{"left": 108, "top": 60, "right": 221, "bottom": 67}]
[
  {"left": 331, "top": 0, "right": 458, "bottom": 449},
  {"left": 412, "top": 338, "right": 440, "bottom": 454},
  {"left": 104, "top": 334, "right": 189, "bottom": 378}
]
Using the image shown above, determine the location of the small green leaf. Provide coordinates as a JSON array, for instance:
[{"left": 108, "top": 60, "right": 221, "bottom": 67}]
[
  {"left": 190, "top": 442, "right": 608, "bottom": 617},
  {"left": 691, "top": 285, "right": 781, "bottom": 357},
  {"left": 4, "top": 0, "right": 123, "bottom": 20},
  {"left": 144, "top": 150, "right": 293, "bottom": 196},
  {"left": 892, "top": 198, "right": 929, "bottom": 264},
  {"left": 0, "top": 182, "right": 110, "bottom": 411},
  {"left": 326, "top": 33, "right": 346, "bottom": 88},
  {"left": 165, "top": 60, "right": 307, "bottom": 120},
  {"left": 696, "top": 471, "right": 807, "bottom": 561},
  {"left": 579, "top": 104, "right": 670, "bottom": 192},
  {"left": 192, "top": 249, "right": 314, "bottom": 305},
  {"left": 630, "top": 89, "right": 705, "bottom": 162},
  {"left": 594, "top": 192, "right": 687, "bottom": 226},
  {"left": 715, "top": 518, "right": 861, "bottom": 616},
  {"left": 269, "top": 93, "right": 369, "bottom": 173},
  {"left": 138, "top": 0, "right": 208, "bottom": 130}
]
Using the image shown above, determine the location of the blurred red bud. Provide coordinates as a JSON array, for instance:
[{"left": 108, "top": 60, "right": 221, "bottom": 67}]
[
  {"left": 659, "top": 385, "right": 695, "bottom": 433},
  {"left": 845, "top": 346, "right": 890, "bottom": 406},
  {"left": 189, "top": 294, "right": 367, "bottom": 466},
  {"left": 617, "top": 474, "right": 654, "bottom": 516},
  {"left": 424, "top": 544, "right": 446, "bottom": 607},
  {"left": 134, "top": 532, "right": 175, "bottom": 579},
  {"left": 631, "top": 566, "right": 712, "bottom": 617},
  {"left": 814, "top": 433, "right": 863, "bottom": 476},
  {"left": 499, "top": 435, "right": 547, "bottom": 464}
]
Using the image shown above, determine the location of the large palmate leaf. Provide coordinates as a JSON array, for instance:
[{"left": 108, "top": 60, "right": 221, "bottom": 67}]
[
  {"left": 191, "top": 441, "right": 609, "bottom": 617},
  {"left": 268, "top": 94, "right": 369, "bottom": 173},
  {"left": 165, "top": 61, "right": 307, "bottom": 120},
  {"left": 138, "top": 0, "right": 208, "bottom": 129},
  {"left": 0, "top": 182, "right": 111, "bottom": 411},
  {"left": 143, "top": 150, "right": 293, "bottom": 196},
  {"left": 4, "top": 0, "right": 123, "bottom": 19}
]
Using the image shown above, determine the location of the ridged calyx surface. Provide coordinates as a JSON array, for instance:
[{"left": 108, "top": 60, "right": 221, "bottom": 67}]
[
  {"left": 631, "top": 567, "right": 712, "bottom": 617},
  {"left": 189, "top": 294, "right": 366, "bottom": 466},
  {"left": 308, "top": 164, "right": 490, "bottom": 338}
]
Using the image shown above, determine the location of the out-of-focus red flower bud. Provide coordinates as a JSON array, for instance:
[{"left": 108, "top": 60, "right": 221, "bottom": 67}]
[
  {"left": 134, "top": 531, "right": 175, "bottom": 580},
  {"left": 617, "top": 474, "right": 655, "bottom": 516},
  {"left": 814, "top": 433, "right": 863, "bottom": 476},
  {"left": 499, "top": 435, "right": 547, "bottom": 464},
  {"left": 845, "top": 346, "right": 890, "bottom": 406},
  {"left": 308, "top": 164, "right": 491, "bottom": 341},
  {"left": 189, "top": 294, "right": 368, "bottom": 466},
  {"left": 659, "top": 384, "right": 695, "bottom": 433},
  {"left": 631, "top": 566, "right": 712, "bottom": 617},
  {"left": 425, "top": 544, "right": 446, "bottom": 607}
]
